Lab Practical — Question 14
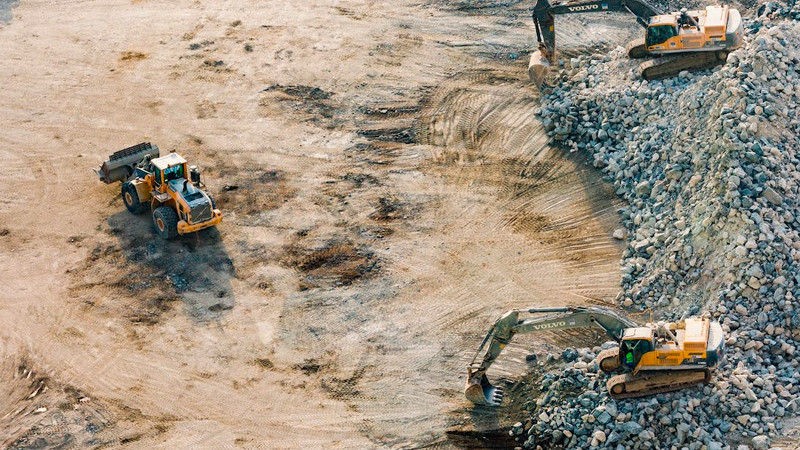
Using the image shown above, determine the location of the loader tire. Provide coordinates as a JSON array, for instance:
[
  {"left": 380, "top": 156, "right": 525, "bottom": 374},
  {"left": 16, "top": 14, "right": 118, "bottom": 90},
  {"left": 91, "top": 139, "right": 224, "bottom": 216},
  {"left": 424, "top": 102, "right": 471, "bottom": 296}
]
[
  {"left": 122, "top": 182, "right": 148, "bottom": 215},
  {"left": 153, "top": 206, "right": 178, "bottom": 240}
]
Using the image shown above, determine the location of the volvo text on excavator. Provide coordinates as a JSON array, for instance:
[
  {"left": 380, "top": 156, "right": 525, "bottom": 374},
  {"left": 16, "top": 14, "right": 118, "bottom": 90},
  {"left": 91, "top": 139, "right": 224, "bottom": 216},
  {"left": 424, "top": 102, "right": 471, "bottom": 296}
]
[
  {"left": 465, "top": 306, "right": 724, "bottom": 406},
  {"left": 527, "top": 0, "right": 744, "bottom": 85}
]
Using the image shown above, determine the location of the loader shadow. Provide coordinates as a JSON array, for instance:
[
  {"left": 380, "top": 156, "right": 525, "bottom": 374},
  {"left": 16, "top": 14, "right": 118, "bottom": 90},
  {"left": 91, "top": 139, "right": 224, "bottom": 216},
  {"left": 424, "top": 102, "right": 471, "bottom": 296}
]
[{"left": 103, "top": 209, "right": 236, "bottom": 323}]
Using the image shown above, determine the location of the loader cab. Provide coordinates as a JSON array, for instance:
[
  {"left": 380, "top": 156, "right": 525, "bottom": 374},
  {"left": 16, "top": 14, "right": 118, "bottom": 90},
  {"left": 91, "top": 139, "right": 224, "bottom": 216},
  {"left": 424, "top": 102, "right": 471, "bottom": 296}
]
[
  {"left": 619, "top": 328, "right": 655, "bottom": 368},
  {"left": 646, "top": 15, "right": 678, "bottom": 49},
  {"left": 151, "top": 153, "right": 188, "bottom": 189}
]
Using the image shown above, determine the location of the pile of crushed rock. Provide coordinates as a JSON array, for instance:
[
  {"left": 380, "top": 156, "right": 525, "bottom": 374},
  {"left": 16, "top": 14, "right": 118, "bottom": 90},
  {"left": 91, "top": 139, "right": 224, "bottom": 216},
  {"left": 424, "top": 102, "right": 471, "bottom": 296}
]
[{"left": 512, "top": 9, "right": 800, "bottom": 450}]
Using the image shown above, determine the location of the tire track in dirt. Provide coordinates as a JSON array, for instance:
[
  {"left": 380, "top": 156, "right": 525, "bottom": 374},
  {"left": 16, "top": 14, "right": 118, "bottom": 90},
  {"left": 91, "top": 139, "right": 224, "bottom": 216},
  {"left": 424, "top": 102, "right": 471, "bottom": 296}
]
[
  {"left": 0, "top": 0, "right": 633, "bottom": 447},
  {"left": 264, "top": 64, "right": 625, "bottom": 447}
]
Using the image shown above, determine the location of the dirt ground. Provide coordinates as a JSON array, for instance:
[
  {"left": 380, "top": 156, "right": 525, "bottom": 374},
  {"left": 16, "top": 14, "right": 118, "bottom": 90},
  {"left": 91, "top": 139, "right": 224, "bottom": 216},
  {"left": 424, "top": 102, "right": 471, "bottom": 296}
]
[{"left": 0, "top": 1, "right": 634, "bottom": 448}]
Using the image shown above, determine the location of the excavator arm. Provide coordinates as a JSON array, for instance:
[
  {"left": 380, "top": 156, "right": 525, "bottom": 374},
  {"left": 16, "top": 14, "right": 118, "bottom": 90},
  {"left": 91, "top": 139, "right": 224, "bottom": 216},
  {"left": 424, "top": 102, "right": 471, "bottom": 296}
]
[
  {"left": 465, "top": 306, "right": 636, "bottom": 406},
  {"left": 529, "top": 0, "right": 661, "bottom": 84}
]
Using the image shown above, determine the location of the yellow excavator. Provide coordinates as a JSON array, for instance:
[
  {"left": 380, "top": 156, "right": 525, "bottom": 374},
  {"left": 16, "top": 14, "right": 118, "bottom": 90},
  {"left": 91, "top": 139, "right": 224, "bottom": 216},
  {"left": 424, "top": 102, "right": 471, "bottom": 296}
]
[
  {"left": 528, "top": 0, "right": 744, "bottom": 85},
  {"left": 465, "top": 306, "right": 725, "bottom": 406}
]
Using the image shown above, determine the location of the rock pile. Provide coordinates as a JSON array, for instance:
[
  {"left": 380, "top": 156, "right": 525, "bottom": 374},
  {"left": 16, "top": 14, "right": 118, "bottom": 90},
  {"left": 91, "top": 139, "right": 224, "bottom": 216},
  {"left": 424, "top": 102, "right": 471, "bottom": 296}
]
[{"left": 517, "top": 11, "right": 800, "bottom": 450}]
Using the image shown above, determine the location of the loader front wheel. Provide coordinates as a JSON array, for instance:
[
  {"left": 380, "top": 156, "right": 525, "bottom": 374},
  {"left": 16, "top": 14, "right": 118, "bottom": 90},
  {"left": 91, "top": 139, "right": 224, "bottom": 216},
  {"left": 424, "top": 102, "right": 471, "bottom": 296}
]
[
  {"left": 153, "top": 206, "right": 178, "bottom": 240},
  {"left": 122, "top": 182, "right": 148, "bottom": 215}
]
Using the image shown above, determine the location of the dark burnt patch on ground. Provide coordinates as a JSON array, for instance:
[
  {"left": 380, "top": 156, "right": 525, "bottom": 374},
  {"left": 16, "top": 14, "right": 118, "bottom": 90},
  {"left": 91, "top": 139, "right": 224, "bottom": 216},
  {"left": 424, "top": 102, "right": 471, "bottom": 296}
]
[
  {"left": 356, "top": 126, "right": 416, "bottom": 144},
  {"left": 369, "top": 196, "right": 409, "bottom": 222},
  {"left": 260, "top": 84, "right": 338, "bottom": 123},
  {"left": 321, "top": 367, "right": 367, "bottom": 400},
  {"left": 357, "top": 103, "right": 422, "bottom": 118},
  {"left": 280, "top": 237, "right": 379, "bottom": 290},
  {"left": 344, "top": 142, "right": 408, "bottom": 165},
  {"left": 340, "top": 172, "right": 381, "bottom": 188}
]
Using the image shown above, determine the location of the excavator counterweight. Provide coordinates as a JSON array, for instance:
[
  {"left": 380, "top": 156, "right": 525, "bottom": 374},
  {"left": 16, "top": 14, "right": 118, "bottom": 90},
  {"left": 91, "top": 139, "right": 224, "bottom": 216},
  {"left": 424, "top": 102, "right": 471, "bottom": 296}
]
[{"left": 465, "top": 307, "right": 724, "bottom": 406}]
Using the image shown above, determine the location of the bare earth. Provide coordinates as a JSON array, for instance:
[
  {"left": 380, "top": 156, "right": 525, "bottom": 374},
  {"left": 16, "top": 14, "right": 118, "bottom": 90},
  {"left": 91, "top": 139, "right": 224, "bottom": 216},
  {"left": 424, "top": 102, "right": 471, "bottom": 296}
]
[{"left": 0, "top": 1, "right": 632, "bottom": 448}]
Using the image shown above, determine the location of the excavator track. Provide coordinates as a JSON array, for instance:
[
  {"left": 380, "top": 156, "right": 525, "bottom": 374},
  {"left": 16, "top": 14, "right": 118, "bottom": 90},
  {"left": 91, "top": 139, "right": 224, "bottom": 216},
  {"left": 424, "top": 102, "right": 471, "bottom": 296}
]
[
  {"left": 638, "top": 50, "right": 729, "bottom": 80},
  {"left": 625, "top": 38, "right": 647, "bottom": 59},
  {"left": 607, "top": 369, "right": 711, "bottom": 399},
  {"left": 596, "top": 348, "right": 620, "bottom": 373}
]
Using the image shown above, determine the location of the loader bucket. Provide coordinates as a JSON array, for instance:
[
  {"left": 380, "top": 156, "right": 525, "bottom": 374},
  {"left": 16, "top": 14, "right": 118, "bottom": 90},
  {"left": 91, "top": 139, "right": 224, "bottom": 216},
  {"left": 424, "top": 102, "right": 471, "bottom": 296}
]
[
  {"left": 465, "top": 368, "right": 504, "bottom": 407},
  {"left": 96, "top": 142, "right": 159, "bottom": 184},
  {"left": 528, "top": 50, "right": 550, "bottom": 89}
]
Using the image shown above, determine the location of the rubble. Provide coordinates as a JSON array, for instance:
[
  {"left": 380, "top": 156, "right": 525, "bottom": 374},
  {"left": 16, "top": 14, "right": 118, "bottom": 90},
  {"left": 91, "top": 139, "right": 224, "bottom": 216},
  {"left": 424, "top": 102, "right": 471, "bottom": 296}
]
[{"left": 518, "top": 10, "right": 800, "bottom": 450}]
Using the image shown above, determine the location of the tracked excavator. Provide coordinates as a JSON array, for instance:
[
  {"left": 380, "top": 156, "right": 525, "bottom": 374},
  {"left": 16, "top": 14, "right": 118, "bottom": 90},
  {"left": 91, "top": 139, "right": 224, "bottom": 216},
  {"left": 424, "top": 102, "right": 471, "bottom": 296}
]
[
  {"left": 528, "top": 0, "right": 744, "bottom": 85},
  {"left": 465, "top": 306, "right": 724, "bottom": 406}
]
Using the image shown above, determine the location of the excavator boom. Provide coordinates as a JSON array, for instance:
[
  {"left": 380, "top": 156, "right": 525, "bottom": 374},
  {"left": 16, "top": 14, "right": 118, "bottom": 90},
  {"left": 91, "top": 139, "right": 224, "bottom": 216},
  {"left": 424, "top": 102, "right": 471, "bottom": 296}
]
[
  {"left": 528, "top": 0, "right": 743, "bottom": 85},
  {"left": 465, "top": 306, "right": 635, "bottom": 406},
  {"left": 532, "top": 0, "right": 662, "bottom": 64}
]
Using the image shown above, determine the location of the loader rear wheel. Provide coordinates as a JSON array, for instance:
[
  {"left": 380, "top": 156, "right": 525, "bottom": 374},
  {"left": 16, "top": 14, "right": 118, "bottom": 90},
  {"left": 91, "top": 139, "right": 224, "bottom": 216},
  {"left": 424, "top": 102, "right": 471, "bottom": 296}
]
[
  {"left": 122, "top": 182, "right": 148, "bottom": 215},
  {"left": 153, "top": 206, "right": 178, "bottom": 240}
]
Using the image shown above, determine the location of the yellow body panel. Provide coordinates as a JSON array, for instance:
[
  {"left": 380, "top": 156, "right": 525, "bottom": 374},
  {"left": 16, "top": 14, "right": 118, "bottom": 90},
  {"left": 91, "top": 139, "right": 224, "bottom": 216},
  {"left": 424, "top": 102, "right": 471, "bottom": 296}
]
[
  {"left": 646, "top": 6, "right": 734, "bottom": 53},
  {"left": 683, "top": 318, "right": 709, "bottom": 352},
  {"left": 635, "top": 349, "right": 706, "bottom": 373},
  {"left": 131, "top": 179, "right": 152, "bottom": 203},
  {"left": 141, "top": 156, "right": 222, "bottom": 234},
  {"left": 177, "top": 210, "right": 223, "bottom": 234},
  {"left": 629, "top": 317, "right": 713, "bottom": 374}
]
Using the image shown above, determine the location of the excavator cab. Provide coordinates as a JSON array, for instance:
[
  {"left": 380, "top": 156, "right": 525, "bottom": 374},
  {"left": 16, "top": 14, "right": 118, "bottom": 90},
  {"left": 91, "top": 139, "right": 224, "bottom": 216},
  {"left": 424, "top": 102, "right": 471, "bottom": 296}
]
[
  {"left": 619, "top": 327, "right": 655, "bottom": 369},
  {"left": 645, "top": 23, "right": 677, "bottom": 47}
]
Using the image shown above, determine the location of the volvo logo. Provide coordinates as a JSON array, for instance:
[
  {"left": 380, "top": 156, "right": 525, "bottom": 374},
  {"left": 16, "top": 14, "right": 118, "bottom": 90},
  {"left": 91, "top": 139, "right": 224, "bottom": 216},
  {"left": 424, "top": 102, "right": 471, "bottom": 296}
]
[
  {"left": 567, "top": 4, "right": 600, "bottom": 11},
  {"left": 531, "top": 321, "right": 566, "bottom": 330}
]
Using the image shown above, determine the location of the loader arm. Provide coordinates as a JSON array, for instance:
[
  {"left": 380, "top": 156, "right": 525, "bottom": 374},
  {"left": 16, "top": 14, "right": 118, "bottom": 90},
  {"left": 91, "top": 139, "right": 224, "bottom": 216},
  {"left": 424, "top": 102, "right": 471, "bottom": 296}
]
[
  {"left": 532, "top": 0, "right": 662, "bottom": 64},
  {"left": 465, "top": 306, "right": 636, "bottom": 406}
]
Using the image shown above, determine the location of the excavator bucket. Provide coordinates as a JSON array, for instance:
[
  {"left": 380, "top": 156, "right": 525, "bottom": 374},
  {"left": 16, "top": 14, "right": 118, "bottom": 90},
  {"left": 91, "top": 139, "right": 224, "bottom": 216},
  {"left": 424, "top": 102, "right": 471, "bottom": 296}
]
[
  {"left": 95, "top": 142, "right": 159, "bottom": 184},
  {"left": 528, "top": 50, "right": 550, "bottom": 89},
  {"left": 464, "top": 368, "right": 504, "bottom": 407}
]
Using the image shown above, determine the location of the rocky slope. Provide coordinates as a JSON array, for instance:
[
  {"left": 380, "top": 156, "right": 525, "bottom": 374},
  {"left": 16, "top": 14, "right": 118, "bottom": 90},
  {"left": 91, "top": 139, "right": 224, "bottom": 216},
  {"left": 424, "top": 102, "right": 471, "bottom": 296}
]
[{"left": 514, "top": 7, "right": 800, "bottom": 450}]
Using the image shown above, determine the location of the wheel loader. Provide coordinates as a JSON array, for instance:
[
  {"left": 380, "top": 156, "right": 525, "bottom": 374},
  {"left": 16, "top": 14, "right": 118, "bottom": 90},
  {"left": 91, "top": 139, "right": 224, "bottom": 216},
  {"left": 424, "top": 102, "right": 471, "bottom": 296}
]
[
  {"left": 465, "top": 306, "right": 724, "bottom": 406},
  {"left": 528, "top": 0, "right": 744, "bottom": 85},
  {"left": 95, "top": 142, "right": 222, "bottom": 239}
]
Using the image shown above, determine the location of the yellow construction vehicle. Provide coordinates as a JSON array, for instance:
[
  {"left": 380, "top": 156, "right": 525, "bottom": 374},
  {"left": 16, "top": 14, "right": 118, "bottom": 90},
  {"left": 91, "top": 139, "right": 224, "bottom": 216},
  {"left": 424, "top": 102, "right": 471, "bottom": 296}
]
[
  {"left": 465, "top": 306, "right": 724, "bottom": 406},
  {"left": 528, "top": 0, "right": 744, "bottom": 84},
  {"left": 95, "top": 142, "right": 222, "bottom": 239}
]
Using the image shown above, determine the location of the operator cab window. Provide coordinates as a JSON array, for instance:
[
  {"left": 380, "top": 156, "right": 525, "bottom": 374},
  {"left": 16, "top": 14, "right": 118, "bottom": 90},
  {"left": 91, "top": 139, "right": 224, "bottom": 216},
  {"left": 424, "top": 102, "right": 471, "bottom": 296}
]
[
  {"left": 154, "top": 168, "right": 162, "bottom": 186},
  {"left": 646, "top": 25, "right": 677, "bottom": 47},
  {"left": 164, "top": 164, "right": 185, "bottom": 182},
  {"left": 621, "top": 339, "right": 654, "bottom": 366}
]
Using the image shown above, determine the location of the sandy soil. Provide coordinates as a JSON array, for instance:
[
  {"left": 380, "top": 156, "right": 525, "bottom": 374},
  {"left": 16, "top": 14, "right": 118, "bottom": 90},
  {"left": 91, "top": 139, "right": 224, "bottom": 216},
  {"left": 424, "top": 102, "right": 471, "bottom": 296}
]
[{"left": 0, "top": 1, "right": 635, "bottom": 447}]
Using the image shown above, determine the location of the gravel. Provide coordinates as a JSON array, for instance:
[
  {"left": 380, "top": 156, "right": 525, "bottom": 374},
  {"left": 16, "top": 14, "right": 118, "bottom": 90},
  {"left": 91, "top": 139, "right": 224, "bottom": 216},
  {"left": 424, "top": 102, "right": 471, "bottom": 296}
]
[{"left": 516, "top": 8, "right": 800, "bottom": 450}]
